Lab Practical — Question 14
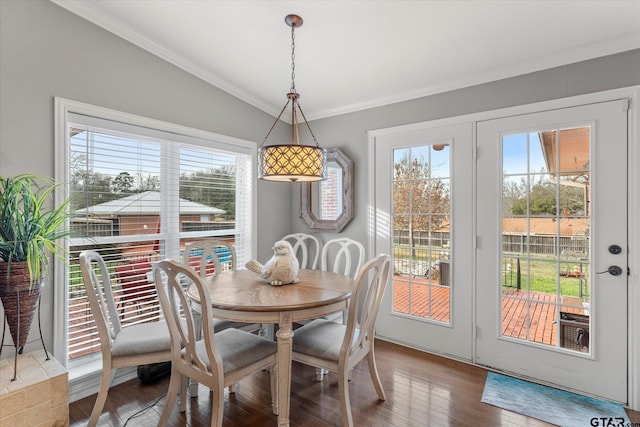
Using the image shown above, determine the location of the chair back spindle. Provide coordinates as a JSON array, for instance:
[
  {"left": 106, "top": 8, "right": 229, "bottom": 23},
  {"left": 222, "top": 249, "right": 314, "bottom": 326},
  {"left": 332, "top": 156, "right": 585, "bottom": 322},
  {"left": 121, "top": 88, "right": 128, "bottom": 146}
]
[
  {"left": 282, "top": 233, "right": 321, "bottom": 270},
  {"left": 80, "top": 251, "right": 123, "bottom": 347},
  {"left": 155, "top": 261, "right": 219, "bottom": 377},
  {"left": 344, "top": 254, "right": 391, "bottom": 360},
  {"left": 321, "top": 237, "right": 365, "bottom": 279},
  {"left": 180, "top": 239, "right": 260, "bottom": 334},
  {"left": 182, "top": 239, "right": 236, "bottom": 278}
]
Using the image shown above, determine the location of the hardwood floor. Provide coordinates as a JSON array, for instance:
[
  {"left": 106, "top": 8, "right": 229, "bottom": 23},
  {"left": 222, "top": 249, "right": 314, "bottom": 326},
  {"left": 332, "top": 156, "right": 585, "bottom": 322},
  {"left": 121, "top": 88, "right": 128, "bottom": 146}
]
[{"left": 69, "top": 339, "right": 640, "bottom": 426}]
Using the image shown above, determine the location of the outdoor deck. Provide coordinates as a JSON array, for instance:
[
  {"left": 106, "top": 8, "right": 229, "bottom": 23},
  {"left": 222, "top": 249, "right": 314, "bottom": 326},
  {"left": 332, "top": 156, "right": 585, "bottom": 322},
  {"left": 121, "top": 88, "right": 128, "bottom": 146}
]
[{"left": 392, "top": 277, "right": 587, "bottom": 347}]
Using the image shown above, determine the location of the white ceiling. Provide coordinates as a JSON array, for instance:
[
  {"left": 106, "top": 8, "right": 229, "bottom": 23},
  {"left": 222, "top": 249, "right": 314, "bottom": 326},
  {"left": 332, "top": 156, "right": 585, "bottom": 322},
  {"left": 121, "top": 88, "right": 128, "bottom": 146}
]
[{"left": 53, "top": 0, "right": 640, "bottom": 121}]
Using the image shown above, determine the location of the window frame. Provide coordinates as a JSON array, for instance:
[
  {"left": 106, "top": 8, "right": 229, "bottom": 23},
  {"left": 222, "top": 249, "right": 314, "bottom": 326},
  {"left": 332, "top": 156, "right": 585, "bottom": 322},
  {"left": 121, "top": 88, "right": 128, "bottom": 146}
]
[{"left": 53, "top": 97, "right": 258, "bottom": 369}]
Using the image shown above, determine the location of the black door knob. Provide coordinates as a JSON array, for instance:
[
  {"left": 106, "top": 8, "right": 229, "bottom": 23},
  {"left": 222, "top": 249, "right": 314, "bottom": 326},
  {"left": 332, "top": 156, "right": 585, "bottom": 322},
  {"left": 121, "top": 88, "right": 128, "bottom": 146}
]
[
  {"left": 608, "top": 266, "right": 623, "bottom": 276},
  {"left": 608, "top": 245, "right": 622, "bottom": 255}
]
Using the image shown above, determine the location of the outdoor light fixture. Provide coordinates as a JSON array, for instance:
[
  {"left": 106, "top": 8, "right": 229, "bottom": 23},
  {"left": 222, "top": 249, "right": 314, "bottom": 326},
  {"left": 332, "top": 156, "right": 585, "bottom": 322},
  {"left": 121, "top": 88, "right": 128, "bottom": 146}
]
[{"left": 258, "top": 14, "right": 327, "bottom": 182}]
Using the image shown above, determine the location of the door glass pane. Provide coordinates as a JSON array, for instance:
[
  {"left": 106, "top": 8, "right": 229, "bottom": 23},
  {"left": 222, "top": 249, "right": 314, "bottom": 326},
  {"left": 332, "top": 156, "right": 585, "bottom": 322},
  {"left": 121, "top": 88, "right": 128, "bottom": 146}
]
[
  {"left": 501, "top": 128, "right": 591, "bottom": 353},
  {"left": 392, "top": 143, "right": 451, "bottom": 323}
]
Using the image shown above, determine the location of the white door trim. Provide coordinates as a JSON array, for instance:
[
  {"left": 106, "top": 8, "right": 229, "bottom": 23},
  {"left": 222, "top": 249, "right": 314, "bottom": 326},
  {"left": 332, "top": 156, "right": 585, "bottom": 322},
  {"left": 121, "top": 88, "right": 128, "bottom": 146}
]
[
  {"left": 372, "top": 123, "right": 474, "bottom": 359},
  {"left": 368, "top": 85, "right": 640, "bottom": 410}
]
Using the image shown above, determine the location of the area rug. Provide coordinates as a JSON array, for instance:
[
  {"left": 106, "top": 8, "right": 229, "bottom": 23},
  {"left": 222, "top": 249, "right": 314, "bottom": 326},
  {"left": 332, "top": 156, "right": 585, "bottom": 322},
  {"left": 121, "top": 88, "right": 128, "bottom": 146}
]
[{"left": 481, "top": 372, "right": 630, "bottom": 427}]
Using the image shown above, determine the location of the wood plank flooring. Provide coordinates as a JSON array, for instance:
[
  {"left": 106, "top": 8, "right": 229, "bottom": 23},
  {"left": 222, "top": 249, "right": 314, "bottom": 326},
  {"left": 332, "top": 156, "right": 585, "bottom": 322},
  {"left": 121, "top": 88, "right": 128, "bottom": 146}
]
[{"left": 69, "top": 339, "right": 640, "bottom": 426}]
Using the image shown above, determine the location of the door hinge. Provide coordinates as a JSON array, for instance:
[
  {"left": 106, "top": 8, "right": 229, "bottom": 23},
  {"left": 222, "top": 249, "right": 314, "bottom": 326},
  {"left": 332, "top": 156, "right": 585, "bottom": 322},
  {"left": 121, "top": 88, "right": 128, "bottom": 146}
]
[
  {"left": 622, "top": 98, "right": 630, "bottom": 111},
  {"left": 628, "top": 267, "right": 631, "bottom": 276}
]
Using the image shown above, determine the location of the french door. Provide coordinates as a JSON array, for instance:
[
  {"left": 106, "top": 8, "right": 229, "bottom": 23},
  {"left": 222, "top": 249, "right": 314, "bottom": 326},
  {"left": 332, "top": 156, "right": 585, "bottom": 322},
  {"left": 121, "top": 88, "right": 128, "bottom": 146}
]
[
  {"left": 476, "top": 100, "right": 628, "bottom": 402},
  {"left": 373, "top": 122, "right": 474, "bottom": 360}
]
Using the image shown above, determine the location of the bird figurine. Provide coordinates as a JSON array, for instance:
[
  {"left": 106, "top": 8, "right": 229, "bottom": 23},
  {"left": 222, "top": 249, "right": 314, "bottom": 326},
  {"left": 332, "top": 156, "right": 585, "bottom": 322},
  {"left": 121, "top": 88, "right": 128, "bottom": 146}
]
[{"left": 259, "top": 240, "right": 300, "bottom": 286}]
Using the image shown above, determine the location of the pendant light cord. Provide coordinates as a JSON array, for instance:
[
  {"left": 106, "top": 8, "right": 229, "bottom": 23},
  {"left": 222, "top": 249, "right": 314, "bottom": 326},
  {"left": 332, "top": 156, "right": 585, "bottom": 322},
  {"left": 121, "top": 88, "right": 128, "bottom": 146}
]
[
  {"left": 259, "top": 15, "right": 320, "bottom": 149},
  {"left": 290, "top": 25, "right": 296, "bottom": 94}
]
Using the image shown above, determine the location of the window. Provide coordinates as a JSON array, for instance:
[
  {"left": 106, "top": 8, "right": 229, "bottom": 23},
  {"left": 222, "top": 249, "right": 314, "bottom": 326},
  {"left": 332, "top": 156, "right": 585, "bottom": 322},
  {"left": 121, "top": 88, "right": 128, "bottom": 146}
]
[
  {"left": 500, "top": 128, "right": 591, "bottom": 350},
  {"left": 392, "top": 144, "right": 451, "bottom": 323},
  {"left": 319, "top": 165, "right": 342, "bottom": 220},
  {"left": 55, "top": 99, "right": 255, "bottom": 368}
]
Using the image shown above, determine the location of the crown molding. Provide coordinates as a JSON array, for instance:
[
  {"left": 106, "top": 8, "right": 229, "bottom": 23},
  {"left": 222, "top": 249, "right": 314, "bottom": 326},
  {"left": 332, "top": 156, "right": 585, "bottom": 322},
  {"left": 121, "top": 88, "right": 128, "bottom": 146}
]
[{"left": 310, "top": 33, "right": 640, "bottom": 121}]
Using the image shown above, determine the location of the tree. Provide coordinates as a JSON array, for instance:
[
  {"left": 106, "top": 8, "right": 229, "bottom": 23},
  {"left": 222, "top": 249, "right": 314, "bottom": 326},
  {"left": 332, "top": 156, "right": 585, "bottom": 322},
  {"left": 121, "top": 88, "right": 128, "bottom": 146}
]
[
  {"left": 112, "top": 172, "right": 134, "bottom": 194},
  {"left": 510, "top": 175, "right": 586, "bottom": 216},
  {"left": 138, "top": 173, "right": 160, "bottom": 191},
  {"left": 179, "top": 165, "right": 236, "bottom": 220},
  {"left": 393, "top": 151, "right": 450, "bottom": 253},
  {"left": 502, "top": 177, "right": 527, "bottom": 217},
  {"left": 70, "top": 167, "right": 116, "bottom": 210}
]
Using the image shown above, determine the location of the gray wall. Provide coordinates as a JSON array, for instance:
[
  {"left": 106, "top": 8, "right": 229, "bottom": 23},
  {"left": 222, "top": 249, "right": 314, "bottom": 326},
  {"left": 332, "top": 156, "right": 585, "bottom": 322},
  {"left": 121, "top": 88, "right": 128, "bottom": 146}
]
[
  {"left": 299, "top": 49, "right": 640, "bottom": 252},
  {"left": 0, "top": 0, "right": 291, "bottom": 354}
]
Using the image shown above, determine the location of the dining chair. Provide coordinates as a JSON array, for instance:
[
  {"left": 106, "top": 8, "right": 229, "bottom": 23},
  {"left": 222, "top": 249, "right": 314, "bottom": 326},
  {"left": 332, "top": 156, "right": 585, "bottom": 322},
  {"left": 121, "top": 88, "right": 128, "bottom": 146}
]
[
  {"left": 281, "top": 232, "right": 321, "bottom": 269},
  {"left": 321, "top": 237, "right": 366, "bottom": 280},
  {"left": 181, "top": 239, "right": 260, "bottom": 333},
  {"left": 153, "top": 260, "right": 278, "bottom": 427},
  {"left": 320, "top": 237, "right": 365, "bottom": 323},
  {"left": 304, "top": 237, "right": 366, "bottom": 380},
  {"left": 79, "top": 250, "right": 172, "bottom": 427},
  {"left": 292, "top": 254, "right": 391, "bottom": 427}
]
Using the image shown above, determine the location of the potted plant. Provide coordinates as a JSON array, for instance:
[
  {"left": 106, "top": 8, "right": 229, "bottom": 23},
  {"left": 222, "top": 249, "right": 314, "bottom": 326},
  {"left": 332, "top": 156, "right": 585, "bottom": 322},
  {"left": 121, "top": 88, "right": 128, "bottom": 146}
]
[{"left": 0, "top": 174, "right": 70, "bottom": 352}]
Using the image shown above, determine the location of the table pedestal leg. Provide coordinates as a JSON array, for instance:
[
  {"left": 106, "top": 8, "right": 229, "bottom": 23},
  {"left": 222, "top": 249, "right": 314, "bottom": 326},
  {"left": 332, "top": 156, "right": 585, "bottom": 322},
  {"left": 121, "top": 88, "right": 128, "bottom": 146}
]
[{"left": 276, "top": 312, "right": 293, "bottom": 427}]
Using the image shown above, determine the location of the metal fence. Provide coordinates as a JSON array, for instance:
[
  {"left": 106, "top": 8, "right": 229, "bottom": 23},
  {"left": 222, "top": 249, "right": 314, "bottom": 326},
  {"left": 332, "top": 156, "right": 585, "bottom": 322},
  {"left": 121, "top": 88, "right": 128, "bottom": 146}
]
[
  {"left": 394, "top": 230, "right": 588, "bottom": 257},
  {"left": 393, "top": 230, "right": 450, "bottom": 248},
  {"left": 502, "top": 234, "right": 588, "bottom": 256}
]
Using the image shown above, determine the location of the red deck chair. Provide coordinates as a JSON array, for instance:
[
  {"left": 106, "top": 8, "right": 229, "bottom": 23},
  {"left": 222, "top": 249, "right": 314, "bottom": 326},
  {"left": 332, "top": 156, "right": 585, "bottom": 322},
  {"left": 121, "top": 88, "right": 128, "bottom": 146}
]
[{"left": 115, "top": 259, "right": 156, "bottom": 317}]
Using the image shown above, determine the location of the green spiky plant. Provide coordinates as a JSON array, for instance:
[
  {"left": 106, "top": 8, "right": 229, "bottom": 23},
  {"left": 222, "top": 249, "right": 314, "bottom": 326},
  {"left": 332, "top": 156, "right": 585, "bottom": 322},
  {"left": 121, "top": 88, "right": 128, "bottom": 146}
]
[{"left": 0, "top": 174, "right": 71, "bottom": 288}]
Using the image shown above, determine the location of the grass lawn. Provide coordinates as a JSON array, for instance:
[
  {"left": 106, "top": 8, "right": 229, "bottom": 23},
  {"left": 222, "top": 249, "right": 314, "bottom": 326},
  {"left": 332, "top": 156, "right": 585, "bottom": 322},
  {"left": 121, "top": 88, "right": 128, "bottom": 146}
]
[{"left": 502, "top": 253, "right": 589, "bottom": 298}]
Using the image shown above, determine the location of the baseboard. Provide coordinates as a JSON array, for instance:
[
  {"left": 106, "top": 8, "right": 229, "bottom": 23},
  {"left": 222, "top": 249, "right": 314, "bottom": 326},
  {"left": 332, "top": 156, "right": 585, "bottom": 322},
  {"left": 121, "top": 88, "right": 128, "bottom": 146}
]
[{"left": 68, "top": 366, "right": 138, "bottom": 403}]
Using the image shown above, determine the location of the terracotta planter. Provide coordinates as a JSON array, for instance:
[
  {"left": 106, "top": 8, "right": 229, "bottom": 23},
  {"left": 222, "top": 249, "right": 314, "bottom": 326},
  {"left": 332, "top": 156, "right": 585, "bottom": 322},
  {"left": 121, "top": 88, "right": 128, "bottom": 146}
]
[{"left": 0, "top": 261, "right": 43, "bottom": 350}]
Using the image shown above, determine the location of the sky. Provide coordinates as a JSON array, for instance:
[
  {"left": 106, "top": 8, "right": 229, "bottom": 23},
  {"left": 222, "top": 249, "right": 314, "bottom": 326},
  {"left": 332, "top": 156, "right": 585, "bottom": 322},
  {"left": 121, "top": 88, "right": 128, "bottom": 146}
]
[{"left": 502, "top": 132, "right": 547, "bottom": 176}]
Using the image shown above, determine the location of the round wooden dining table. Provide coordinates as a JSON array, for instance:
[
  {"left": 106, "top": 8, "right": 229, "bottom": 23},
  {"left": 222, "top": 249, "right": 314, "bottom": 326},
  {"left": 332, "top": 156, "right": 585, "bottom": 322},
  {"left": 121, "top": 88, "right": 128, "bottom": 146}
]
[{"left": 187, "top": 268, "right": 354, "bottom": 427}]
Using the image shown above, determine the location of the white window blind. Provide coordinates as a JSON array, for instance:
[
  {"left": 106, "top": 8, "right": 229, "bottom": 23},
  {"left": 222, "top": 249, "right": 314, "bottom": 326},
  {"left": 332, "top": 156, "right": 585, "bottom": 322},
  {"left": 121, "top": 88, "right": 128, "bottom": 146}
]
[{"left": 65, "top": 111, "right": 254, "bottom": 363}]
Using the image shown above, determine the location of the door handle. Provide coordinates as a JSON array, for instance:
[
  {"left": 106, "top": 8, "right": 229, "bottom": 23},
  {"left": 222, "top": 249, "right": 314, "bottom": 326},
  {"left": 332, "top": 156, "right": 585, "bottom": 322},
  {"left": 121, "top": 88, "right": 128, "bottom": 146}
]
[
  {"left": 596, "top": 266, "right": 623, "bottom": 276},
  {"left": 599, "top": 265, "right": 623, "bottom": 276}
]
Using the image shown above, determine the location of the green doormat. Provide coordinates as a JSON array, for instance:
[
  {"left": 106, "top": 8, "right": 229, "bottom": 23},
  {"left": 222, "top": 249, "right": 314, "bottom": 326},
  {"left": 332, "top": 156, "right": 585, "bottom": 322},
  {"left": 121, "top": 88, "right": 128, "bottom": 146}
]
[{"left": 481, "top": 372, "right": 630, "bottom": 427}]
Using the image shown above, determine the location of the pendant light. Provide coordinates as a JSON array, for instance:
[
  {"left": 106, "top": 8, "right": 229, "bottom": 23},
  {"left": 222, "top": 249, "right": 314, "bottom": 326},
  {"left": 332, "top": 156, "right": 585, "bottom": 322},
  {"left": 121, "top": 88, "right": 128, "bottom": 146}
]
[{"left": 258, "top": 14, "right": 327, "bottom": 182}]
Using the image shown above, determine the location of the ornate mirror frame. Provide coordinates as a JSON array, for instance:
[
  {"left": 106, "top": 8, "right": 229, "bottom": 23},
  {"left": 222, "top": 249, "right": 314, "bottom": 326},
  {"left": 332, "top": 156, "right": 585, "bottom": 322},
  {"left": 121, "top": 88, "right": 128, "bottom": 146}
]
[{"left": 301, "top": 148, "right": 354, "bottom": 232}]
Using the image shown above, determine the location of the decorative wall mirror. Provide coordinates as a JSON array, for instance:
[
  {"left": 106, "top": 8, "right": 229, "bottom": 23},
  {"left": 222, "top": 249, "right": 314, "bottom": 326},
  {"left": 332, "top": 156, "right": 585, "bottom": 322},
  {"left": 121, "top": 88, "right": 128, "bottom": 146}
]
[{"left": 301, "top": 148, "right": 353, "bottom": 232}]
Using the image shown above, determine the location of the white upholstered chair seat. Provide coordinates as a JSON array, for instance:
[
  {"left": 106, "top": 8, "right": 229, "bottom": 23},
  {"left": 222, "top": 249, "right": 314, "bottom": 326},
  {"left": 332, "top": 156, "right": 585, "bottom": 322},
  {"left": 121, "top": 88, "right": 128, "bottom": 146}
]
[
  {"left": 189, "top": 328, "right": 277, "bottom": 375},
  {"left": 110, "top": 321, "right": 171, "bottom": 357},
  {"left": 292, "top": 319, "right": 359, "bottom": 362}
]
